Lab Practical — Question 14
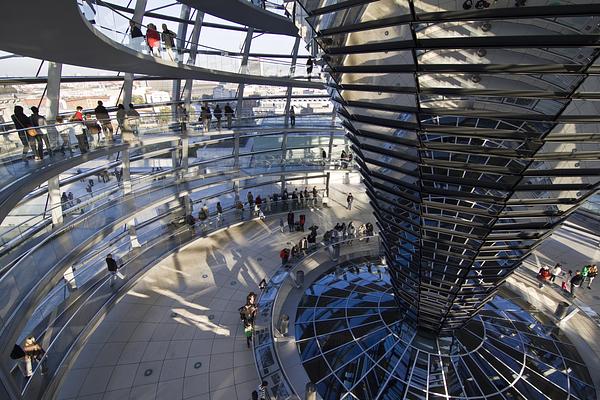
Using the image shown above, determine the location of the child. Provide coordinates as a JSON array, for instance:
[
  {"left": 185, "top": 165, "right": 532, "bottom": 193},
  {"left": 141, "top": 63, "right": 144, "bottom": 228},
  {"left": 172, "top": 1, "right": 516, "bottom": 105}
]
[
  {"left": 244, "top": 323, "right": 253, "bottom": 348},
  {"left": 561, "top": 280, "right": 568, "bottom": 292}
]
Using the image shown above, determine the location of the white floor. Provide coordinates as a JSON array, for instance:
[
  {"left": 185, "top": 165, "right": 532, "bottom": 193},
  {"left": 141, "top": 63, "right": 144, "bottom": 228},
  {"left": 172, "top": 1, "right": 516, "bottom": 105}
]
[{"left": 56, "top": 185, "right": 373, "bottom": 400}]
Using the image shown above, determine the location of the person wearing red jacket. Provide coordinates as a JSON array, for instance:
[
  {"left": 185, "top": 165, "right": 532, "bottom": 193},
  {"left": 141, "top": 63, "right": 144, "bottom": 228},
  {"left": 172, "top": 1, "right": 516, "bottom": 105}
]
[{"left": 145, "top": 23, "right": 161, "bottom": 57}]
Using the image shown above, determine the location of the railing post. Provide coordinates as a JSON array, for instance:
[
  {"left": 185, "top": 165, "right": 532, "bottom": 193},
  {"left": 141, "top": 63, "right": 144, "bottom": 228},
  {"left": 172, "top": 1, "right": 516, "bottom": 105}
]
[
  {"left": 47, "top": 176, "right": 63, "bottom": 226},
  {"left": 123, "top": 0, "right": 147, "bottom": 108},
  {"left": 284, "top": 37, "right": 300, "bottom": 128},
  {"left": 171, "top": 5, "right": 191, "bottom": 117},
  {"left": 183, "top": 11, "right": 205, "bottom": 110},
  {"left": 122, "top": 150, "right": 132, "bottom": 194},
  {"left": 235, "top": 27, "right": 254, "bottom": 167}
]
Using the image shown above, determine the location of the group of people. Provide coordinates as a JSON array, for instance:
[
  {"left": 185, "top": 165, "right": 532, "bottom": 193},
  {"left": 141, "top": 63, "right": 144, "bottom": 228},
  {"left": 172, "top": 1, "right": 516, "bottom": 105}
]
[
  {"left": 10, "top": 101, "right": 143, "bottom": 161},
  {"left": 129, "top": 20, "right": 178, "bottom": 61},
  {"left": 198, "top": 102, "right": 235, "bottom": 132},
  {"left": 537, "top": 263, "right": 598, "bottom": 298},
  {"left": 279, "top": 221, "right": 374, "bottom": 266},
  {"left": 11, "top": 105, "right": 52, "bottom": 161}
]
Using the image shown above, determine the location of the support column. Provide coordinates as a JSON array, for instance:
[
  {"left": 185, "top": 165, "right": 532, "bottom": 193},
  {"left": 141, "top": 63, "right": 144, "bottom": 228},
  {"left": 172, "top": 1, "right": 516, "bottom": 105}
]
[
  {"left": 122, "top": 150, "right": 132, "bottom": 194},
  {"left": 123, "top": 0, "right": 147, "bottom": 108},
  {"left": 171, "top": 5, "right": 191, "bottom": 116},
  {"left": 284, "top": 37, "right": 301, "bottom": 127},
  {"left": 46, "top": 62, "right": 62, "bottom": 149},
  {"left": 48, "top": 176, "right": 63, "bottom": 226},
  {"left": 182, "top": 12, "right": 205, "bottom": 108},
  {"left": 326, "top": 132, "right": 334, "bottom": 197},
  {"left": 280, "top": 130, "right": 288, "bottom": 194},
  {"left": 234, "top": 28, "right": 254, "bottom": 168},
  {"left": 46, "top": 62, "right": 62, "bottom": 123}
]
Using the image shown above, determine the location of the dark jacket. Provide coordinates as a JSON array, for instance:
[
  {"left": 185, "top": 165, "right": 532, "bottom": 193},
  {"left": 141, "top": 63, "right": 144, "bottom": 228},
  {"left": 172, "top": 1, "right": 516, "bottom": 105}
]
[
  {"left": 224, "top": 105, "right": 234, "bottom": 115},
  {"left": 106, "top": 257, "right": 118, "bottom": 272},
  {"left": 287, "top": 212, "right": 294, "bottom": 225},
  {"left": 131, "top": 26, "right": 143, "bottom": 38},
  {"left": 213, "top": 106, "right": 223, "bottom": 119},
  {"left": 571, "top": 274, "right": 584, "bottom": 286},
  {"left": 162, "top": 29, "right": 176, "bottom": 48},
  {"left": 95, "top": 105, "right": 110, "bottom": 122}
]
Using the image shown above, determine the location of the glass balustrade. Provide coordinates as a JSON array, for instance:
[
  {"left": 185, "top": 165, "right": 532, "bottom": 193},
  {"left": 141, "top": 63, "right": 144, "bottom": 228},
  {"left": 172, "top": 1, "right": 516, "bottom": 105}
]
[{"left": 76, "top": 1, "right": 323, "bottom": 81}]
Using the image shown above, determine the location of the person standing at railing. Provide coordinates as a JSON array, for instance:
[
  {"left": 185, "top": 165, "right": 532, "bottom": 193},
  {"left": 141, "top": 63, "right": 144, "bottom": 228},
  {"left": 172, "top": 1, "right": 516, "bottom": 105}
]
[
  {"left": 306, "top": 56, "right": 313, "bottom": 81},
  {"left": 69, "top": 106, "right": 89, "bottom": 153},
  {"left": 146, "top": 23, "right": 161, "bottom": 57},
  {"left": 127, "top": 103, "right": 141, "bottom": 137},
  {"left": 224, "top": 103, "right": 234, "bottom": 129},
  {"left": 161, "top": 24, "right": 178, "bottom": 62},
  {"left": 116, "top": 103, "right": 126, "bottom": 136},
  {"left": 201, "top": 103, "right": 210, "bottom": 133},
  {"left": 94, "top": 101, "right": 114, "bottom": 143},
  {"left": 55, "top": 116, "right": 73, "bottom": 155},
  {"left": 129, "top": 20, "right": 144, "bottom": 52},
  {"left": 213, "top": 104, "right": 223, "bottom": 131},
  {"left": 216, "top": 201, "right": 224, "bottom": 225},
  {"left": 30, "top": 106, "right": 53, "bottom": 158},
  {"left": 10, "top": 105, "right": 34, "bottom": 161}
]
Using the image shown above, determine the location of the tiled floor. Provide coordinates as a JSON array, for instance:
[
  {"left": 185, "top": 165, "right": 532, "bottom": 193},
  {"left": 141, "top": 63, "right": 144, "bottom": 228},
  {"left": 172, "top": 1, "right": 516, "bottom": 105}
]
[{"left": 56, "top": 185, "right": 373, "bottom": 400}]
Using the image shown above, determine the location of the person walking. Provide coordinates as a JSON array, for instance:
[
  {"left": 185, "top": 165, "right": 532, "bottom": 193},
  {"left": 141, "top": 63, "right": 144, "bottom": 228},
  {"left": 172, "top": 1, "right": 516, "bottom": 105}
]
[
  {"left": 94, "top": 101, "right": 114, "bottom": 142},
  {"left": 247, "top": 191, "right": 254, "bottom": 208},
  {"left": 213, "top": 104, "right": 223, "bottom": 131},
  {"left": 582, "top": 264, "right": 590, "bottom": 282},
  {"left": 106, "top": 253, "right": 120, "bottom": 287},
  {"left": 224, "top": 103, "right": 234, "bottom": 129},
  {"left": 570, "top": 271, "right": 584, "bottom": 298},
  {"left": 537, "top": 266, "right": 551, "bottom": 288},
  {"left": 161, "top": 23, "right": 177, "bottom": 61},
  {"left": 287, "top": 211, "right": 295, "bottom": 232},
  {"left": 588, "top": 264, "right": 598, "bottom": 289},
  {"left": 280, "top": 248, "right": 290, "bottom": 265},
  {"left": 289, "top": 106, "right": 296, "bottom": 127},
  {"left": 299, "top": 214, "right": 306, "bottom": 231},
  {"left": 129, "top": 20, "right": 144, "bottom": 51},
  {"left": 279, "top": 216, "right": 285, "bottom": 233},
  {"left": 300, "top": 236, "right": 308, "bottom": 255},
  {"left": 550, "top": 263, "right": 562, "bottom": 283},
  {"left": 146, "top": 23, "right": 161, "bottom": 57},
  {"left": 11, "top": 105, "right": 35, "bottom": 161},
  {"left": 306, "top": 56, "right": 313, "bottom": 81},
  {"left": 347, "top": 193, "right": 354, "bottom": 210},
  {"left": 236, "top": 200, "right": 244, "bottom": 220}
]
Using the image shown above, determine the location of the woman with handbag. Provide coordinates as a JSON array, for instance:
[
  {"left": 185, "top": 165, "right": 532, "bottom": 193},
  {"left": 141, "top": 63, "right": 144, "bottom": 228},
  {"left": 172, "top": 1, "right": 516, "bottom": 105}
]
[{"left": 10, "top": 105, "right": 37, "bottom": 161}]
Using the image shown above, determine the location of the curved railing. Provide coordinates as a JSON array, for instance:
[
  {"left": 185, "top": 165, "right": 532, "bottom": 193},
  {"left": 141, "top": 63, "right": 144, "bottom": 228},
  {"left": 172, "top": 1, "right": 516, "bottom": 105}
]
[
  {"left": 17, "top": 194, "right": 329, "bottom": 399},
  {"left": 78, "top": 1, "right": 323, "bottom": 81},
  {"left": 1, "top": 127, "right": 348, "bottom": 254},
  {"left": 253, "top": 235, "right": 381, "bottom": 399}
]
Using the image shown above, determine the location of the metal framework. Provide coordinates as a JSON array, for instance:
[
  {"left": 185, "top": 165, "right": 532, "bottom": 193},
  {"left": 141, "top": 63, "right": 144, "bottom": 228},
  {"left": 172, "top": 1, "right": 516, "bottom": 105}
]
[{"left": 297, "top": 0, "right": 600, "bottom": 334}]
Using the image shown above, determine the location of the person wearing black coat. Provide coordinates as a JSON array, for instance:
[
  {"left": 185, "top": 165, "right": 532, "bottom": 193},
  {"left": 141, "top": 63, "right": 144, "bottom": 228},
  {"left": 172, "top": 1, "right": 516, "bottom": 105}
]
[
  {"left": 11, "top": 105, "right": 35, "bottom": 160},
  {"left": 287, "top": 211, "right": 295, "bottom": 232}
]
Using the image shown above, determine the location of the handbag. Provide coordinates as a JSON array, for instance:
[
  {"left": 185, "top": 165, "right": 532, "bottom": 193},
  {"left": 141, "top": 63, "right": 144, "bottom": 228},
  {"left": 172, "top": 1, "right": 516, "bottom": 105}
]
[{"left": 26, "top": 128, "right": 38, "bottom": 137}]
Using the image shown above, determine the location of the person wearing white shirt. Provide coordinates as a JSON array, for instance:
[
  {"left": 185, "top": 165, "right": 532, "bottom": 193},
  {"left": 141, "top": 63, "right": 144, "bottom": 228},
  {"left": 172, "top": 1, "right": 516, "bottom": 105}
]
[{"left": 550, "top": 263, "right": 562, "bottom": 283}]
